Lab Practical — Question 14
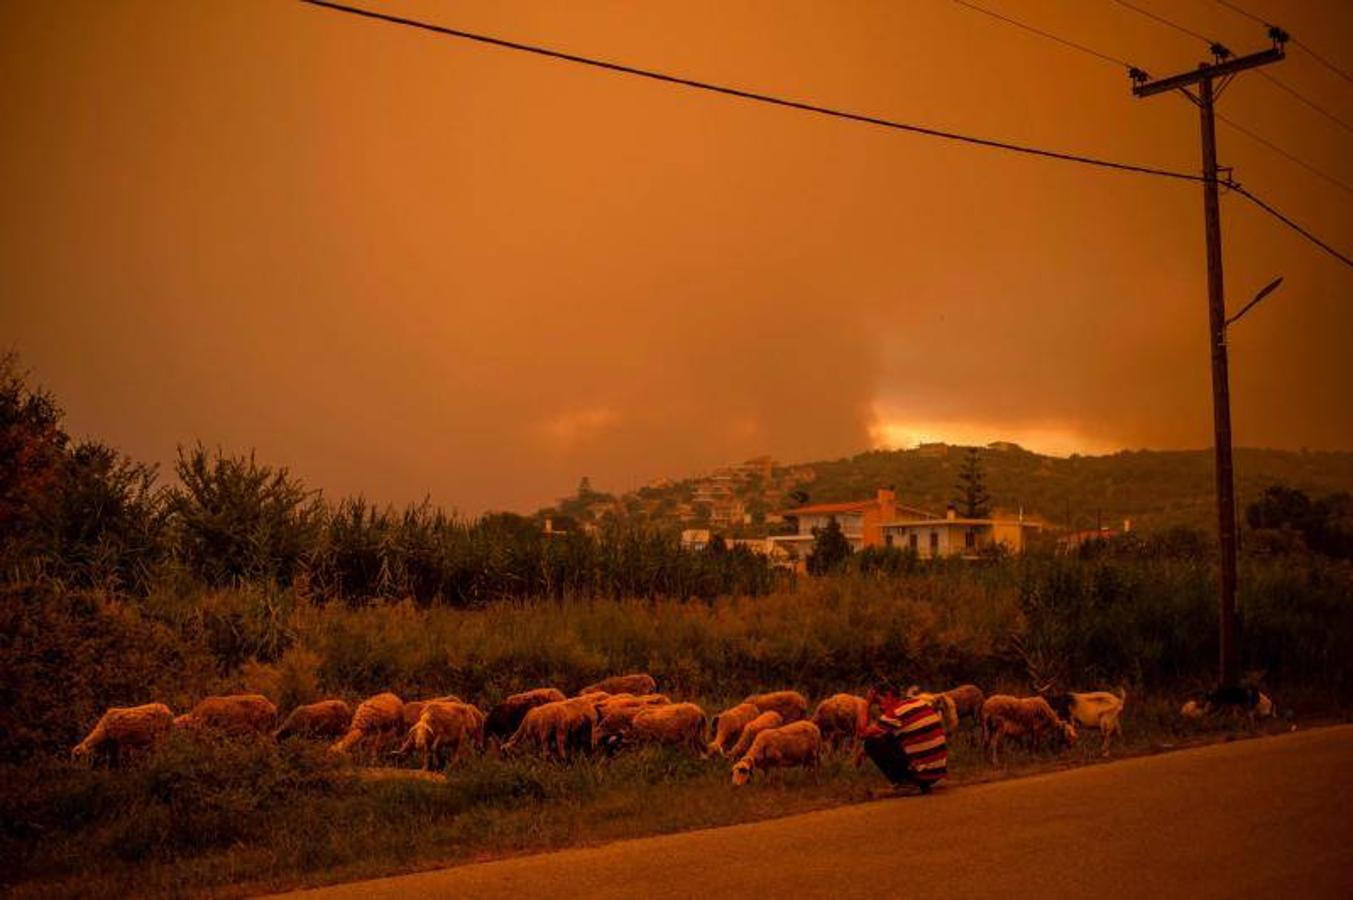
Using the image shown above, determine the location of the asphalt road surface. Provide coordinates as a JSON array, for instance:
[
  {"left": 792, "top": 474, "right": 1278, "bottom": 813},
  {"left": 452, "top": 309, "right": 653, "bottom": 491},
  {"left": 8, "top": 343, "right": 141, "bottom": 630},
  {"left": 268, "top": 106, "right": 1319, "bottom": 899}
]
[{"left": 282, "top": 725, "right": 1353, "bottom": 899}]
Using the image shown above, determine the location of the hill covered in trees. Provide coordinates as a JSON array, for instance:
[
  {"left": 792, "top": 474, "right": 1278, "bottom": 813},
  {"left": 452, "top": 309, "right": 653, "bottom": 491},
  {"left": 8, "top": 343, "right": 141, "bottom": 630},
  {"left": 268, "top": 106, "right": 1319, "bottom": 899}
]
[{"left": 541, "top": 443, "right": 1353, "bottom": 536}]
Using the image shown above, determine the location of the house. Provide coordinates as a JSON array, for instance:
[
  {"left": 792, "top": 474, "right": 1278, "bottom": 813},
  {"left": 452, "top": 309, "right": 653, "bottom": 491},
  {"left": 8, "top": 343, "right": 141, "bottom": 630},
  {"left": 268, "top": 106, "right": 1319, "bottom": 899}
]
[
  {"left": 879, "top": 507, "right": 1042, "bottom": 558},
  {"left": 767, "top": 489, "right": 935, "bottom": 565}
]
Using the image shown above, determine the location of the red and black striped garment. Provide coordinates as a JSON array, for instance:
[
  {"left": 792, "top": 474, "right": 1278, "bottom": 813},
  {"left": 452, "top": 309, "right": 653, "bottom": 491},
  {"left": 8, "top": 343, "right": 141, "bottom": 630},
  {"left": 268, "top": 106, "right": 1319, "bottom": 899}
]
[{"left": 877, "top": 696, "right": 948, "bottom": 784}]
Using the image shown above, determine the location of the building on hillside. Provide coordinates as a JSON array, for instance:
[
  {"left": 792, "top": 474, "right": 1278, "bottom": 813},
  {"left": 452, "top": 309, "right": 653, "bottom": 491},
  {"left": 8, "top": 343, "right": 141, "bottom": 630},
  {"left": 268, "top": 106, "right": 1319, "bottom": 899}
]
[
  {"left": 766, "top": 489, "right": 935, "bottom": 568},
  {"left": 681, "top": 528, "right": 712, "bottom": 551},
  {"left": 879, "top": 507, "right": 1042, "bottom": 558}
]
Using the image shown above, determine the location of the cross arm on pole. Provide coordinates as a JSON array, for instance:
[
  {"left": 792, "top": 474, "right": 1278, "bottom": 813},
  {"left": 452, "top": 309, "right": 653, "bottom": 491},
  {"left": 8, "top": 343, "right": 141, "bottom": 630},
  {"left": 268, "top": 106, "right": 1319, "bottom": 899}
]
[{"left": 1132, "top": 47, "right": 1284, "bottom": 97}]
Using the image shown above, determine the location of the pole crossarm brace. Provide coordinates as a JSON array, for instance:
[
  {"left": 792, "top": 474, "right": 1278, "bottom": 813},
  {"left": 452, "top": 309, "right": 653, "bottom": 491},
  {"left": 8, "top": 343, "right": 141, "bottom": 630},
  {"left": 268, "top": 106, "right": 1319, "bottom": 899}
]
[{"left": 1132, "top": 47, "right": 1285, "bottom": 97}]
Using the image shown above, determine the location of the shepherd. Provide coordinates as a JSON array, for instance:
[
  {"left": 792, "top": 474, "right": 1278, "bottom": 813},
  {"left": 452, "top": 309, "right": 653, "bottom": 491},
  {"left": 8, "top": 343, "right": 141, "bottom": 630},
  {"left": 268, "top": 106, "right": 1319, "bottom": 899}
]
[{"left": 858, "top": 684, "right": 949, "bottom": 795}]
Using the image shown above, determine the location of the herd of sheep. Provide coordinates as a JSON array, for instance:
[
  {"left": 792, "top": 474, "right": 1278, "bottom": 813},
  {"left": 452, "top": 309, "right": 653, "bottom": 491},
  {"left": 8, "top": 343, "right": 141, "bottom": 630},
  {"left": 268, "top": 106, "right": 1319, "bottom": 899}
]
[{"left": 70, "top": 674, "right": 1273, "bottom": 785}]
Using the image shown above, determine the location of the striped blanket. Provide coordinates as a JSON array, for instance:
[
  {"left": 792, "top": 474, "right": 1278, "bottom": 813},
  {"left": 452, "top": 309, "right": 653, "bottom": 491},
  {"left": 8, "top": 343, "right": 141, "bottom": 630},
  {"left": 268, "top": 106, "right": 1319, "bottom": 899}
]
[{"left": 867, "top": 696, "right": 949, "bottom": 787}]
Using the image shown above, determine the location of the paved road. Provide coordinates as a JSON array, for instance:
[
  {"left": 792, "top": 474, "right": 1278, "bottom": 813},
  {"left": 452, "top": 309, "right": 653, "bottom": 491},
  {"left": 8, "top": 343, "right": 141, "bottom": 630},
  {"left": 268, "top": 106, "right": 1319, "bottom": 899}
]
[{"left": 283, "top": 726, "right": 1353, "bottom": 899}]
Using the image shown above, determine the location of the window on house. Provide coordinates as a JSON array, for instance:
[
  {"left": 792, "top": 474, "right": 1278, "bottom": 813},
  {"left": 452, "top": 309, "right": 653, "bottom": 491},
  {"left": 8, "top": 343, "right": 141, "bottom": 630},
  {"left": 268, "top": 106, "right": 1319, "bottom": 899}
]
[
  {"left": 965, "top": 530, "right": 976, "bottom": 550},
  {"left": 885, "top": 533, "right": 894, "bottom": 548},
  {"left": 908, "top": 533, "right": 918, "bottom": 552},
  {"left": 929, "top": 531, "right": 939, "bottom": 555}
]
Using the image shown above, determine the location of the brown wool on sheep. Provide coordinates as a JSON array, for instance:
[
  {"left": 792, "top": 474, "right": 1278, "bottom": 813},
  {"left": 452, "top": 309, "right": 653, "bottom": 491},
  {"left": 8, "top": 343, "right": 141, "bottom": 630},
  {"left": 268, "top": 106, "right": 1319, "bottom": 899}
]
[
  {"left": 743, "top": 690, "right": 809, "bottom": 724},
  {"left": 175, "top": 694, "right": 277, "bottom": 736},
  {"left": 708, "top": 702, "right": 762, "bottom": 757},
  {"left": 72, "top": 703, "right": 174, "bottom": 763},
  {"left": 275, "top": 699, "right": 352, "bottom": 740}
]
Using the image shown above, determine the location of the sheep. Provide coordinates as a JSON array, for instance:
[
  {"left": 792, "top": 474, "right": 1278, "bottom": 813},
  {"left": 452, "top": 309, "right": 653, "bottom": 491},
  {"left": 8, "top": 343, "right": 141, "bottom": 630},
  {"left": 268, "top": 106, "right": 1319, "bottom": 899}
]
[
  {"left": 909, "top": 683, "right": 986, "bottom": 729},
  {"left": 331, "top": 692, "right": 405, "bottom": 756},
  {"left": 727, "top": 710, "right": 783, "bottom": 760},
  {"left": 274, "top": 699, "right": 353, "bottom": 741},
  {"left": 744, "top": 690, "right": 809, "bottom": 724},
  {"left": 580, "top": 673, "right": 657, "bottom": 697},
  {"left": 614, "top": 703, "right": 708, "bottom": 754},
  {"left": 811, "top": 693, "right": 869, "bottom": 751},
  {"left": 1045, "top": 689, "right": 1126, "bottom": 756},
  {"left": 396, "top": 701, "right": 480, "bottom": 769},
  {"left": 485, "top": 688, "right": 567, "bottom": 744},
  {"left": 594, "top": 702, "right": 652, "bottom": 750},
  {"left": 402, "top": 695, "right": 464, "bottom": 730},
  {"left": 980, "top": 695, "right": 1078, "bottom": 765},
  {"left": 174, "top": 694, "right": 277, "bottom": 736},
  {"left": 501, "top": 697, "right": 597, "bottom": 760},
  {"left": 707, "top": 702, "right": 762, "bottom": 757},
  {"left": 731, "top": 721, "right": 822, "bottom": 786},
  {"left": 71, "top": 703, "right": 173, "bottom": 765}
]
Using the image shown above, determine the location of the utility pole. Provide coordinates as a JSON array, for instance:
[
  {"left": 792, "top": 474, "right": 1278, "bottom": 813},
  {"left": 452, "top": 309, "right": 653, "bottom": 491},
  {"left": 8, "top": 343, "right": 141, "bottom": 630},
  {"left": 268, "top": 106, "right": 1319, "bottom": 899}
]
[{"left": 1131, "top": 33, "right": 1286, "bottom": 689}]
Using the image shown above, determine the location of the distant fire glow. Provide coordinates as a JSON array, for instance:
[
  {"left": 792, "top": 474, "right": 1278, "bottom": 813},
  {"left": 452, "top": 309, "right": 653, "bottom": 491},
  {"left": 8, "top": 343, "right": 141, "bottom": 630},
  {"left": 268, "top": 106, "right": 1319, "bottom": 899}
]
[{"left": 868, "top": 406, "right": 1121, "bottom": 458}]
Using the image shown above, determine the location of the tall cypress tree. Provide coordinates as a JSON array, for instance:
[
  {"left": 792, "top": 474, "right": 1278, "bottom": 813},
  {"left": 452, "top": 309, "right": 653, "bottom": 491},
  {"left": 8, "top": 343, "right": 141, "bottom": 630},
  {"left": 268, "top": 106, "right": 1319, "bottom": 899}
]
[{"left": 954, "top": 447, "right": 992, "bottom": 518}]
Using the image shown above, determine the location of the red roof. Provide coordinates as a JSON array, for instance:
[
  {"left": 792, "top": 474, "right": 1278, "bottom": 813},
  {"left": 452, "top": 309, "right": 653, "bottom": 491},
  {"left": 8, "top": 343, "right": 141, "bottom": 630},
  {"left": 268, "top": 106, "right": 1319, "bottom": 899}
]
[{"left": 781, "top": 499, "right": 876, "bottom": 515}]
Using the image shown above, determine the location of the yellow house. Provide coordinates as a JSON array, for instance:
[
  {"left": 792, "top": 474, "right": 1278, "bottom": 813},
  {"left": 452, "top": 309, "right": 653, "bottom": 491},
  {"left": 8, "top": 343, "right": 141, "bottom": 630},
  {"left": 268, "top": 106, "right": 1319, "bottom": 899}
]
[{"left": 880, "top": 508, "right": 1041, "bottom": 558}]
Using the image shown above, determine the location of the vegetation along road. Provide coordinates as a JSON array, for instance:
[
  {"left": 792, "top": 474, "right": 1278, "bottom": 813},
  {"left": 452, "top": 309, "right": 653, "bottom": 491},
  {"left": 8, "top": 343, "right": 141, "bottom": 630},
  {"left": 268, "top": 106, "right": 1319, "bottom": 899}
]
[{"left": 283, "top": 725, "right": 1353, "bottom": 899}]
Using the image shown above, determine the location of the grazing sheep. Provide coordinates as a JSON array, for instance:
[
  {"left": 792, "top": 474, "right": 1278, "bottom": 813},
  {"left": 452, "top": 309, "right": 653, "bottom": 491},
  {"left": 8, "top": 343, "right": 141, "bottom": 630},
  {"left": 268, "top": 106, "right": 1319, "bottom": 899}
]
[
  {"left": 731, "top": 721, "right": 822, "bottom": 786},
  {"left": 485, "top": 688, "right": 567, "bottom": 743},
  {"left": 174, "top": 694, "right": 277, "bottom": 736},
  {"left": 331, "top": 692, "right": 405, "bottom": 756},
  {"left": 71, "top": 703, "right": 173, "bottom": 765},
  {"left": 502, "top": 697, "right": 597, "bottom": 760},
  {"left": 1045, "top": 689, "right": 1127, "bottom": 756},
  {"left": 907, "top": 684, "right": 986, "bottom": 731},
  {"left": 727, "top": 710, "right": 783, "bottom": 760},
  {"left": 811, "top": 693, "right": 869, "bottom": 751},
  {"left": 275, "top": 700, "right": 353, "bottom": 741},
  {"left": 396, "top": 701, "right": 480, "bottom": 769},
  {"left": 594, "top": 702, "right": 652, "bottom": 750},
  {"left": 402, "top": 695, "right": 465, "bottom": 730},
  {"left": 708, "top": 702, "right": 762, "bottom": 757},
  {"left": 744, "top": 690, "right": 809, "bottom": 724},
  {"left": 980, "top": 695, "right": 1077, "bottom": 765},
  {"left": 580, "top": 673, "right": 657, "bottom": 697},
  {"left": 941, "top": 684, "right": 986, "bottom": 726},
  {"left": 614, "top": 703, "right": 708, "bottom": 754}
]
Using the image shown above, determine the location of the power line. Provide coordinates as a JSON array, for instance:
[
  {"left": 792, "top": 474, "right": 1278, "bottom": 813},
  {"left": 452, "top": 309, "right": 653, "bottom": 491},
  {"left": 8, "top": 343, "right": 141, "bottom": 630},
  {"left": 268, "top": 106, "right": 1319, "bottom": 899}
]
[
  {"left": 1112, "top": 0, "right": 1212, "bottom": 45},
  {"left": 297, "top": 0, "right": 1202, "bottom": 183},
  {"left": 1230, "top": 184, "right": 1353, "bottom": 268},
  {"left": 1257, "top": 71, "right": 1353, "bottom": 135},
  {"left": 951, "top": 0, "right": 1133, "bottom": 70},
  {"left": 1215, "top": 112, "right": 1353, "bottom": 196},
  {"left": 1112, "top": 0, "right": 1353, "bottom": 134},
  {"left": 953, "top": 0, "right": 1353, "bottom": 198},
  {"left": 1213, "top": 0, "right": 1353, "bottom": 84},
  {"left": 298, "top": 0, "right": 1351, "bottom": 268}
]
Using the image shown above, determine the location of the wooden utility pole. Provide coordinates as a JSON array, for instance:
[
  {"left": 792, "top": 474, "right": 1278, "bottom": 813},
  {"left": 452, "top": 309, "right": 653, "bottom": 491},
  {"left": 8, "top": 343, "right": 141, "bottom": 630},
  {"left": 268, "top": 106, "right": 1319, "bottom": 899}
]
[{"left": 1132, "top": 38, "right": 1286, "bottom": 689}]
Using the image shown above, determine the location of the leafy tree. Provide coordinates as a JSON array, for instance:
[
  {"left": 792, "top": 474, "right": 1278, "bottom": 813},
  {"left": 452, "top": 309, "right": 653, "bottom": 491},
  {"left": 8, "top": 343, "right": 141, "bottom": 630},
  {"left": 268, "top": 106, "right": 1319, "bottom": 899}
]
[
  {"left": 953, "top": 447, "right": 992, "bottom": 518},
  {"left": 167, "top": 444, "right": 323, "bottom": 586},
  {"left": 42, "top": 441, "right": 165, "bottom": 591},
  {"left": 0, "top": 353, "right": 68, "bottom": 573},
  {"left": 807, "top": 517, "right": 852, "bottom": 575}
]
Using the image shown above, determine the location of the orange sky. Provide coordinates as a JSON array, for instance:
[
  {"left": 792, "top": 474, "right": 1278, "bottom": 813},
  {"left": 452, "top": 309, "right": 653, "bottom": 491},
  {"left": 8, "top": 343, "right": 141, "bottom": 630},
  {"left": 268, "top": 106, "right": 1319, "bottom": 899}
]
[{"left": 2, "top": 0, "right": 1350, "bottom": 512}]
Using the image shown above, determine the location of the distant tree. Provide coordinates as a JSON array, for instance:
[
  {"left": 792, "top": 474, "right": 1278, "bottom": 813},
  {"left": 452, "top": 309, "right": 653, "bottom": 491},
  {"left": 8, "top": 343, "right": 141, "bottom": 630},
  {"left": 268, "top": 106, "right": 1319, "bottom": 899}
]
[
  {"left": 807, "top": 517, "right": 852, "bottom": 575},
  {"left": 953, "top": 447, "right": 992, "bottom": 518},
  {"left": 1246, "top": 484, "right": 1352, "bottom": 560}
]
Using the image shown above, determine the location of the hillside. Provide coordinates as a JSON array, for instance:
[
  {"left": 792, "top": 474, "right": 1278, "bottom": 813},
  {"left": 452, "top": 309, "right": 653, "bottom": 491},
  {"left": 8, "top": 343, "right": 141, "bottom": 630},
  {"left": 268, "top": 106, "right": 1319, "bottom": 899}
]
[{"left": 538, "top": 444, "right": 1353, "bottom": 536}]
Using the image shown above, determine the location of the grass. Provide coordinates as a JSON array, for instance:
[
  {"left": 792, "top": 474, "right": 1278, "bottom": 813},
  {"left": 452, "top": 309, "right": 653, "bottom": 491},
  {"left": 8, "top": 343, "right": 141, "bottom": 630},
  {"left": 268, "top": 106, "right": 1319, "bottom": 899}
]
[{"left": 3, "top": 698, "right": 1315, "bottom": 899}]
